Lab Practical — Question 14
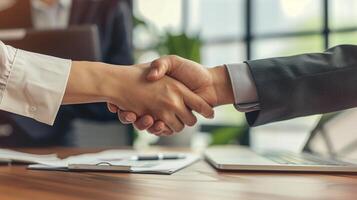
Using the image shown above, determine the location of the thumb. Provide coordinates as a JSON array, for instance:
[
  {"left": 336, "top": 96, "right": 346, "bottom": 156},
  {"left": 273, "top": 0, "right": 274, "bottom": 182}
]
[{"left": 147, "top": 57, "right": 173, "bottom": 81}]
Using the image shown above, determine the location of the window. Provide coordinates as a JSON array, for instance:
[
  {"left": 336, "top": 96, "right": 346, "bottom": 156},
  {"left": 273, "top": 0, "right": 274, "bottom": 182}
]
[{"left": 133, "top": 0, "right": 357, "bottom": 145}]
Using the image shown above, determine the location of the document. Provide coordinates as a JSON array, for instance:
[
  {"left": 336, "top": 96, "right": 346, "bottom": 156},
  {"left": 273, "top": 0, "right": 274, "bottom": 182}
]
[
  {"left": 0, "top": 149, "right": 60, "bottom": 164},
  {"left": 0, "top": 149, "right": 199, "bottom": 174}
]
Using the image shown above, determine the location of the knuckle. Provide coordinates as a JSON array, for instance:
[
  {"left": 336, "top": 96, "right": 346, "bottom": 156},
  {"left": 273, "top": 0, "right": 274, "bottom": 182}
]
[
  {"left": 168, "top": 55, "right": 179, "bottom": 60},
  {"left": 151, "top": 59, "right": 162, "bottom": 68}
]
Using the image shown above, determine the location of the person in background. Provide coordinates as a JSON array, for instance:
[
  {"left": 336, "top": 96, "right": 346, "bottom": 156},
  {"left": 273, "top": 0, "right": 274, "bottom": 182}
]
[{"left": 0, "top": 0, "right": 134, "bottom": 146}]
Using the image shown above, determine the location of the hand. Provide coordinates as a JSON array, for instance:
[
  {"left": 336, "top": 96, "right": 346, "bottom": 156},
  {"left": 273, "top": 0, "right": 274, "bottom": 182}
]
[
  {"left": 114, "top": 55, "right": 234, "bottom": 135},
  {"left": 62, "top": 61, "right": 213, "bottom": 133},
  {"left": 105, "top": 63, "right": 214, "bottom": 133}
]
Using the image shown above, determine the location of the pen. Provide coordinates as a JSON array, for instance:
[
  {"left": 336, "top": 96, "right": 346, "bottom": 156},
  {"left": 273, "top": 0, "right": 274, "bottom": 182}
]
[{"left": 130, "top": 153, "right": 186, "bottom": 161}]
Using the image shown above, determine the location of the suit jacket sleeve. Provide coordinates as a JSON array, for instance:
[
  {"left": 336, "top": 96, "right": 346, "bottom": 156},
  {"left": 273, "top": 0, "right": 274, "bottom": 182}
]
[{"left": 244, "top": 45, "right": 357, "bottom": 126}]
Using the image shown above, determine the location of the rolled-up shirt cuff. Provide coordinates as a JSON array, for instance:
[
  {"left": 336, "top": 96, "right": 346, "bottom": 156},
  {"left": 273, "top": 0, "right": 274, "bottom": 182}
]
[
  {"left": 0, "top": 48, "right": 71, "bottom": 125},
  {"left": 225, "top": 63, "right": 260, "bottom": 112}
]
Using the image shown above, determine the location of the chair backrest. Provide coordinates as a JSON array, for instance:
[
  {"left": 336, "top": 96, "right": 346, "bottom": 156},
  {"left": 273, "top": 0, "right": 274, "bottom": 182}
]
[{"left": 1, "top": 25, "right": 102, "bottom": 61}]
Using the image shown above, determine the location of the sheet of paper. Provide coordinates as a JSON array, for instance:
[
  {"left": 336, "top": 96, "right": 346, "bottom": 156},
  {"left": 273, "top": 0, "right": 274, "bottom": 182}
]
[
  {"left": 28, "top": 150, "right": 200, "bottom": 174},
  {"left": 130, "top": 154, "right": 200, "bottom": 174},
  {"left": 0, "top": 149, "right": 60, "bottom": 164},
  {"left": 30, "top": 150, "right": 140, "bottom": 167}
]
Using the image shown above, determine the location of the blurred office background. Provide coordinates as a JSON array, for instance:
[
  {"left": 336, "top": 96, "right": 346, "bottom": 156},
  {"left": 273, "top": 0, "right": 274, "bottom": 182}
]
[
  {"left": 133, "top": 0, "right": 357, "bottom": 152},
  {"left": 0, "top": 0, "right": 357, "bottom": 152}
]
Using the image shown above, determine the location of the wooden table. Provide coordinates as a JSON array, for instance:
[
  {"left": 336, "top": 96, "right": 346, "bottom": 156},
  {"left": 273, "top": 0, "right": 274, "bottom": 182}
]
[{"left": 0, "top": 148, "right": 357, "bottom": 200}]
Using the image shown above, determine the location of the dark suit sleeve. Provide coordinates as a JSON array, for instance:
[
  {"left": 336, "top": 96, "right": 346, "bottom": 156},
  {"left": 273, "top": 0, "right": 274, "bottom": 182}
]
[{"left": 244, "top": 45, "right": 357, "bottom": 126}]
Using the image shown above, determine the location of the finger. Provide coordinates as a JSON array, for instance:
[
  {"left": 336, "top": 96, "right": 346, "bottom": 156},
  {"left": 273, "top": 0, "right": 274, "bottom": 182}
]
[
  {"left": 148, "top": 121, "right": 165, "bottom": 134},
  {"left": 107, "top": 103, "right": 119, "bottom": 113},
  {"left": 148, "top": 121, "right": 173, "bottom": 135},
  {"left": 175, "top": 106, "right": 197, "bottom": 127},
  {"left": 161, "top": 127, "right": 175, "bottom": 136},
  {"left": 147, "top": 56, "right": 175, "bottom": 81},
  {"left": 159, "top": 130, "right": 173, "bottom": 136},
  {"left": 165, "top": 115, "right": 184, "bottom": 133},
  {"left": 183, "top": 89, "right": 215, "bottom": 119},
  {"left": 162, "top": 124, "right": 174, "bottom": 134},
  {"left": 117, "top": 111, "right": 137, "bottom": 124},
  {"left": 149, "top": 128, "right": 165, "bottom": 136},
  {"left": 155, "top": 128, "right": 173, "bottom": 137},
  {"left": 133, "top": 115, "right": 155, "bottom": 130}
]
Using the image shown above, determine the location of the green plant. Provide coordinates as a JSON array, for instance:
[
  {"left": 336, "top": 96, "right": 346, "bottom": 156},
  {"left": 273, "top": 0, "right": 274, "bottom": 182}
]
[
  {"left": 157, "top": 33, "right": 201, "bottom": 62},
  {"left": 133, "top": 16, "right": 202, "bottom": 62}
]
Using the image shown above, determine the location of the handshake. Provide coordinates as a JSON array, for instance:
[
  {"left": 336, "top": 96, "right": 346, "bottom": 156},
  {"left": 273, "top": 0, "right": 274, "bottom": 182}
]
[{"left": 105, "top": 55, "right": 235, "bottom": 136}]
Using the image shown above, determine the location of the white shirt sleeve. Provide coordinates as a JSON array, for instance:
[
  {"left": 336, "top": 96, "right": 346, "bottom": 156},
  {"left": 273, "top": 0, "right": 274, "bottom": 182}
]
[
  {"left": 0, "top": 40, "right": 71, "bottom": 125},
  {"left": 225, "top": 63, "right": 260, "bottom": 112}
]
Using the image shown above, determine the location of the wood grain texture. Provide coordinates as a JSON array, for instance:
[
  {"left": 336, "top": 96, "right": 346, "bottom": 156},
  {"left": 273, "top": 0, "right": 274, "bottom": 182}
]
[{"left": 0, "top": 148, "right": 356, "bottom": 200}]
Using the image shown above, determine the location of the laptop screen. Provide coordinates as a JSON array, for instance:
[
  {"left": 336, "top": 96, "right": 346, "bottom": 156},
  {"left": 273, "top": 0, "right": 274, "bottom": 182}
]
[{"left": 303, "top": 108, "right": 357, "bottom": 159}]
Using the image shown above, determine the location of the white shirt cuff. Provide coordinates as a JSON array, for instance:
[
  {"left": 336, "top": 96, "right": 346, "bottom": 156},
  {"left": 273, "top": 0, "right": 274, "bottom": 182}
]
[
  {"left": 225, "top": 63, "right": 260, "bottom": 112},
  {"left": 0, "top": 47, "right": 71, "bottom": 125}
]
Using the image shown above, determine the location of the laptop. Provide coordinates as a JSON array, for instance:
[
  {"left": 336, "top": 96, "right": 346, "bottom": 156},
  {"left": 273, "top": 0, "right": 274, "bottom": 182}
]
[
  {"left": 0, "top": 25, "right": 101, "bottom": 61},
  {"left": 205, "top": 109, "right": 357, "bottom": 172}
]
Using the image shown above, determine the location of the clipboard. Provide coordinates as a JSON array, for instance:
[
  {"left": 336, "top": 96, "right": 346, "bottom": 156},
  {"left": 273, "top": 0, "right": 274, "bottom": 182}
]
[
  {"left": 68, "top": 162, "right": 131, "bottom": 172},
  {"left": 28, "top": 153, "right": 200, "bottom": 175}
]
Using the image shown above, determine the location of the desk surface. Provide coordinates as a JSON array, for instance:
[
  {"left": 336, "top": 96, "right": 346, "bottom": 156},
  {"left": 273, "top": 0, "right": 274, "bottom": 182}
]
[{"left": 0, "top": 148, "right": 356, "bottom": 200}]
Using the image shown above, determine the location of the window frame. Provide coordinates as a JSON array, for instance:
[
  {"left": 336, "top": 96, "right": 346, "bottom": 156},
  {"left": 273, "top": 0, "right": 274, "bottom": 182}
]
[{"left": 181, "top": 0, "right": 357, "bottom": 60}]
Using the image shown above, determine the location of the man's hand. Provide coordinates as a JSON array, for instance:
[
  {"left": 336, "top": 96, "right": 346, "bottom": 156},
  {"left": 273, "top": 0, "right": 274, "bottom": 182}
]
[{"left": 114, "top": 55, "right": 234, "bottom": 135}]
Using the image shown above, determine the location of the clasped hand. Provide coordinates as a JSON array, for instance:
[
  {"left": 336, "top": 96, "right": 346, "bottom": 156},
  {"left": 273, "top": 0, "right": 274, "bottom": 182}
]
[{"left": 107, "top": 56, "right": 234, "bottom": 136}]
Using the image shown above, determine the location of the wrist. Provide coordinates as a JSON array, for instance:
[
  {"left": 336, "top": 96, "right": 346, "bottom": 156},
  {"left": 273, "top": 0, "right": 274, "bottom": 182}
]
[
  {"left": 100, "top": 64, "right": 129, "bottom": 106},
  {"left": 64, "top": 61, "right": 123, "bottom": 104},
  {"left": 209, "top": 65, "right": 235, "bottom": 106}
]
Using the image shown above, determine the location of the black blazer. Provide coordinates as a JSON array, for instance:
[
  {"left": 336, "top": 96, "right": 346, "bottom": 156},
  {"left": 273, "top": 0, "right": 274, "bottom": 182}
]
[{"left": 245, "top": 45, "right": 357, "bottom": 126}]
